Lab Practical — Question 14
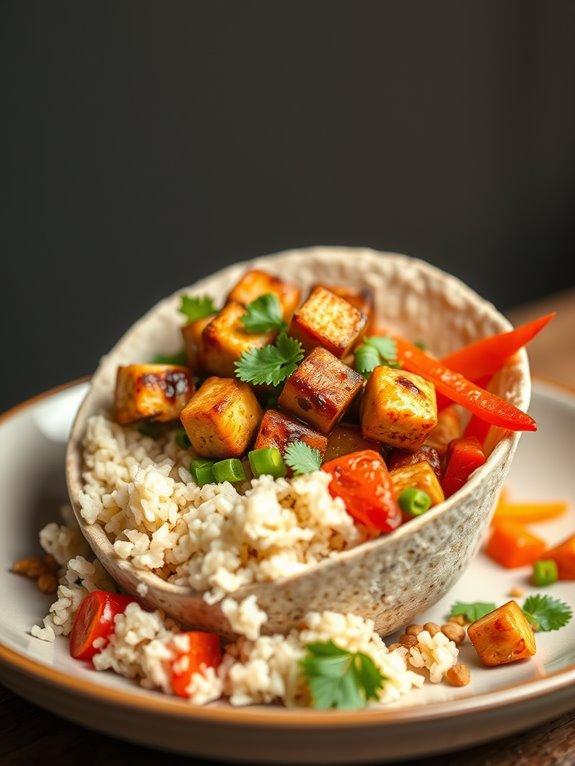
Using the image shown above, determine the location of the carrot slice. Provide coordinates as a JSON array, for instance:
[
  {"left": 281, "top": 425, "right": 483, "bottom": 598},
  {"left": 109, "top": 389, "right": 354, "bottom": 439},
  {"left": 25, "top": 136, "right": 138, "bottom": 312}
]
[
  {"left": 485, "top": 522, "right": 547, "bottom": 568},
  {"left": 493, "top": 494, "right": 569, "bottom": 525},
  {"left": 543, "top": 534, "right": 575, "bottom": 580}
]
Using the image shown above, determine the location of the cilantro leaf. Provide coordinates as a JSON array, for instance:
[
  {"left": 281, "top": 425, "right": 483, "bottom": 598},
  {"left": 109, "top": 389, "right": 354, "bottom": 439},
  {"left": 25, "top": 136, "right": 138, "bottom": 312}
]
[
  {"left": 354, "top": 335, "right": 400, "bottom": 378},
  {"left": 241, "top": 293, "right": 287, "bottom": 333},
  {"left": 150, "top": 351, "right": 188, "bottom": 365},
  {"left": 522, "top": 594, "right": 572, "bottom": 632},
  {"left": 300, "top": 640, "right": 386, "bottom": 710},
  {"left": 284, "top": 441, "right": 323, "bottom": 476},
  {"left": 179, "top": 294, "right": 217, "bottom": 323},
  {"left": 449, "top": 601, "right": 497, "bottom": 622},
  {"left": 235, "top": 332, "right": 304, "bottom": 386}
]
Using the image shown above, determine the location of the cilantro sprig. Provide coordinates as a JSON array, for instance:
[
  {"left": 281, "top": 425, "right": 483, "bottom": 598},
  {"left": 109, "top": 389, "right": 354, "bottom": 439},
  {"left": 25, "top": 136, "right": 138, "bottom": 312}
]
[
  {"left": 179, "top": 294, "right": 217, "bottom": 323},
  {"left": 284, "top": 442, "right": 323, "bottom": 476},
  {"left": 522, "top": 594, "right": 572, "bottom": 632},
  {"left": 355, "top": 336, "right": 400, "bottom": 378},
  {"left": 241, "top": 293, "right": 287, "bottom": 333},
  {"left": 449, "top": 601, "right": 497, "bottom": 622},
  {"left": 300, "top": 640, "right": 386, "bottom": 710},
  {"left": 235, "top": 332, "right": 304, "bottom": 386}
]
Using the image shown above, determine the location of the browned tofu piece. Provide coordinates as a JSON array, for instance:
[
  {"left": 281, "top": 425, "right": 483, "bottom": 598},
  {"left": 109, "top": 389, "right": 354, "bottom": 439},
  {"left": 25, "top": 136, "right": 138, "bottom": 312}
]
[
  {"left": 115, "top": 364, "right": 195, "bottom": 425},
  {"left": 226, "top": 269, "right": 301, "bottom": 321},
  {"left": 180, "top": 377, "right": 263, "bottom": 458},
  {"left": 181, "top": 315, "right": 213, "bottom": 371},
  {"left": 313, "top": 284, "right": 375, "bottom": 333},
  {"left": 424, "top": 405, "right": 462, "bottom": 457},
  {"left": 467, "top": 601, "right": 536, "bottom": 667},
  {"left": 288, "top": 286, "right": 368, "bottom": 358},
  {"left": 278, "top": 347, "right": 364, "bottom": 435},
  {"left": 324, "top": 424, "right": 381, "bottom": 462},
  {"left": 387, "top": 444, "right": 442, "bottom": 479},
  {"left": 200, "top": 301, "right": 276, "bottom": 377},
  {"left": 360, "top": 367, "right": 437, "bottom": 450},
  {"left": 254, "top": 409, "right": 328, "bottom": 472},
  {"left": 389, "top": 461, "right": 445, "bottom": 507}
]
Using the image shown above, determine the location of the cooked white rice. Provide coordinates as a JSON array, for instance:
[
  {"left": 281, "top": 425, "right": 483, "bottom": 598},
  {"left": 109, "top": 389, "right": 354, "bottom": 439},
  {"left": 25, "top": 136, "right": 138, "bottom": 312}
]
[
  {"left": 28, "top": 414, "right": 461, "bottom": 708},
  {"left": 77, "top": 414, "right": 372, "bottom": 603}
]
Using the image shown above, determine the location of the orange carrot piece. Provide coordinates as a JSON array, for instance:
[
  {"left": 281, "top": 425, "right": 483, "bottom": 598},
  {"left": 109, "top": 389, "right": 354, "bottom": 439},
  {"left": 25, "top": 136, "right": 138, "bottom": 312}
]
[
  {"left": 543, "top": 534, "right": 575, "bottom": 580},
  {"left": 485, "top": 522, "right": 547, "bottom": 568},
  {"left": 493, "top": 496, "right": 569, "bottom": 525}
]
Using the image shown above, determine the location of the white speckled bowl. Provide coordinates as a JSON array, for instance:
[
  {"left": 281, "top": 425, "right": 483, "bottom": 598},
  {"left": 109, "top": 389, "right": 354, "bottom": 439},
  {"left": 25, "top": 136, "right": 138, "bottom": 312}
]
[{"left": 66, "top": 247, "right": 531, "bottom": 638}]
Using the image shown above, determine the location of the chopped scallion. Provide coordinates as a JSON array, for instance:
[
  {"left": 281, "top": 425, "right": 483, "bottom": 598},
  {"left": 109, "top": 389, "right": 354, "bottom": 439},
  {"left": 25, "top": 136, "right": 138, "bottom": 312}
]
[
  {"left": 190, "top": 458, "right": 215, "bottom": 487},
  {"left": 248, "top": 447, "right": 287, "bottom": 479},
  {"left": 212, "top": 458, "right": 246, "bottom": 484},
  {"left": 398, "top": 487, "right": 432, "bottom": 516}
]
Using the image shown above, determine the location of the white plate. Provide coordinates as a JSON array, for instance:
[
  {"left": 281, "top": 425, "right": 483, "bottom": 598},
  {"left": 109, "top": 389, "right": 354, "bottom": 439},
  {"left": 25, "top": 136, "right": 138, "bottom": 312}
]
[{"left": 0, "top": 379, "right": 574, "bottom": 764}]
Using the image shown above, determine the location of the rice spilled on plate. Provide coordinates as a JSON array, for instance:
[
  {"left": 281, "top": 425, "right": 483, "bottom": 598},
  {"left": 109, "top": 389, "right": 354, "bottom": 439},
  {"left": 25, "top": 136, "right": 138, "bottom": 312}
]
[{"left": 28, "top": 415, "right": 460, "bottom": 708}]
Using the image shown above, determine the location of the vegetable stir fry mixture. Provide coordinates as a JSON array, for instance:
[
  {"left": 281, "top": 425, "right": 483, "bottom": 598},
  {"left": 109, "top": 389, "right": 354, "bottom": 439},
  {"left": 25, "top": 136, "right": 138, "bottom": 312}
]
[{"left": 13, "top": 267, "right": 573, "bottom": 709}]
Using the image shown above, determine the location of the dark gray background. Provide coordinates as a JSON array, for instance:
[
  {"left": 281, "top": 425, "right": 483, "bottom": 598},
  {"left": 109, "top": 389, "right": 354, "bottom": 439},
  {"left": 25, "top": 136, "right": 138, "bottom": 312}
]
[{"left": 2, "top": 1, "right": 574, "bottom": 413}]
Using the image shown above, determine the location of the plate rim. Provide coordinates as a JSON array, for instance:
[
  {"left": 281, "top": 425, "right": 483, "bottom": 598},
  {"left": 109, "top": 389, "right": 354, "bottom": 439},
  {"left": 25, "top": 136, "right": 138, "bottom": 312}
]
[{"left": 0, "top": 376, "right": 574, "bottom": 731}]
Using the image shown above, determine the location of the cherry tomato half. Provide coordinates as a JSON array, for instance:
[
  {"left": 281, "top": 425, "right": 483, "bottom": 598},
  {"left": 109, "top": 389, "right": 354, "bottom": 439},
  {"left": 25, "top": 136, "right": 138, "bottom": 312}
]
[{"left": 69, "top": 590, "right": 136, "bottom": 660}]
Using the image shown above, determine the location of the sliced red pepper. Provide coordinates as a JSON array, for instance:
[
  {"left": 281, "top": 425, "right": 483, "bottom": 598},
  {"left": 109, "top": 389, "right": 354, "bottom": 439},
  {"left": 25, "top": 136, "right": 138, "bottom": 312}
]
[
  {"left": 322, "top": 450, "right": 402, "bottom": 532},
  {"left": 171, "top": 631, "right": 222, "bottom": 698},
  {"left": 441, "top": 312, "right": 555, "bottom": 381},
  {"left": 441, "top": 436, "right": 486, "bottom": 498},
  {"left": 394, "top": 337, "right": 537, "bottom": 432},
  {"left": 462, "top": 412, "right": 491, "bottom": 446},
  {"left": 70, "top": 590, "right": 137, "bottom": 660}
]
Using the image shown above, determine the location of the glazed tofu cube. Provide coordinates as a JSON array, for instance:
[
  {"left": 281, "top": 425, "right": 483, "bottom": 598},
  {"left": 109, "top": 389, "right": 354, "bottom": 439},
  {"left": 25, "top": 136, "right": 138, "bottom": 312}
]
[
  {"left": 288, "top": 286, "right": 368, "bottom": 358},
  {"left": 254, "top": 409, "right": 328, "bottom": 462},
  {"left": 200, "top": 301, "right": 276, "bottom": 377},
  {"left": 181, "top": 315, "right": 213, "bottom": 371},
  {"left": 361, "top": 367, "right": 437, "bottom": 450},
  {"left": 226, "top": 269, "right": 301, "bottom": 321},
  {"left": 467, "top": 601, "right": 536, "bottom": 667},
  {"left": 313, "top": 284, "right": 375, "bottom": 333},
  {"left": 180, "top": 377, "right": 263, "bottom": 459},
  {"left": 387, "top": 444, "right": 442, "bottom": 479},
  {"left": 324, "top": 424, "right": 381, "bottom": 462},
  {"left": 115, "top": 364, "right": 195, "bottom": 425},
  {"left": 278, "top": 347, "right": 365, "bottom": 435},
  {"left": 389, "top": 461, "right": 445, "bottom": 507},
  {"left": 424, "top": 405, "right": 462, "bottom": 457}
]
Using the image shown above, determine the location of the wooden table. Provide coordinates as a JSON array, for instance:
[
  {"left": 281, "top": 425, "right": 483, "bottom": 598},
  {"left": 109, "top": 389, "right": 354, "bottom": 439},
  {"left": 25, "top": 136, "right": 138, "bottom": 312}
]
[{"left": 1, "top": 290, "right": 574, "bottom": 766}]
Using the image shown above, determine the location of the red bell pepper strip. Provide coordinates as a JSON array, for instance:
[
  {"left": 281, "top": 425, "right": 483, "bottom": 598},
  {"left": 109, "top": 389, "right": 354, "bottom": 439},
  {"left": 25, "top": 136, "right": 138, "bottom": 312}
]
[
  {"left": 322, "top": 450, "right": 402, "bottom": 532},
  {"left": 171, "top": 632, "right": 222, "bottom": 698},
  {"left": 462, "top": 413, "right": 491, "bottom": 446},
  {"left": 70, "top": 590, "right": 137, "bottom": 660},
  {"left": 394, "top": 338, "right": 537, "bottom": 432},
  {"left": 441, "top": 436, "right": 487, "bottom": 498},
  {"left": 434, "top": 313, "right": 555, "bottom": 410},
  {"left": 441, "top": 312, "right": 555, "bottom": 381}
]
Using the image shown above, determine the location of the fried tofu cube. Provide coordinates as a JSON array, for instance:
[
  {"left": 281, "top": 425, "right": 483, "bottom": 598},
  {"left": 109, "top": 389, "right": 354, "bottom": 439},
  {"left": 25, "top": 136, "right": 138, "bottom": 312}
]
[
  {"left": 389, "top": 461, "right": 445, "bottom": 507},
  {"left": 227, "top": 269, "right": 301, "bottom": 321},
  {"left": 387, "top": 444, "right": 442, "bottom": 479},
  {"left": 180, "top": 377, "right": 263, "bottom": 459},
  {"left": 313, "top": 284, "right": 375, "bottom": 333},
  {"left": 278, "top": 347, "right": 365, "bottom": 435},
  {"left": 360, "top": 367, "right": 437, "bottom": 450},
  {"left": 181, "top": 315, "right": 213, "bottom": 371},
  {"left": 288, "top": 286, "right": 368, "bottom": 358},
  {"left": 254, "top": 409, "right": 327, "bottom": 473},
  {"left": 424, "top": 405, "right": 462, "bottom": 457},
  {"left": 324, "top": 424, "right": 381, "bottom": 462},
  {"left": 467, "top": 601, "right": 536, "bottom": 667},
  {"left": 115, "top": 364, "right": 195, "bottom": 425},
  {"left": 200, "top": 301, "right": 276, "bottom": 377}
]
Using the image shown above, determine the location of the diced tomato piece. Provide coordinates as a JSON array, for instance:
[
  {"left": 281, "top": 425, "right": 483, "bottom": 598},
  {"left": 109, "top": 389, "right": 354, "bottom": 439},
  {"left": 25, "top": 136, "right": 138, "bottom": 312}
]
[
  {"left": 322, "top": 450, "right": 401, "bottom": 532},
  {"left": 171, "top": 632, "right": 222, "bottom": 698},
  {"left": 70, "top": 590, "right": 137, "bottom": 660},
  {"left": 485, "top": 523, "right": 547, "bottom": 568}
]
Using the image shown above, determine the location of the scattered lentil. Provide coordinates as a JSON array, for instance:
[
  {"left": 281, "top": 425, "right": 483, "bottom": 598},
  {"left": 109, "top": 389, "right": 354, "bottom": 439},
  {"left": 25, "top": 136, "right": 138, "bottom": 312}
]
[{"left": 446, "top": 663, "right": 471, "bottom": 687}]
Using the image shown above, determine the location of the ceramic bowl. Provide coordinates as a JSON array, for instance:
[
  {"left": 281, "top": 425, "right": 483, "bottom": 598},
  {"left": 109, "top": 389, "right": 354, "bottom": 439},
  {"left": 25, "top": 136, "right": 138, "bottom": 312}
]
[{"left": 65, "top": 247, "right": 531, "bottom": 638}]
